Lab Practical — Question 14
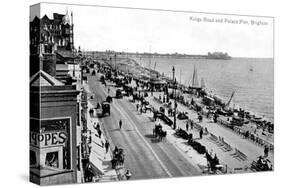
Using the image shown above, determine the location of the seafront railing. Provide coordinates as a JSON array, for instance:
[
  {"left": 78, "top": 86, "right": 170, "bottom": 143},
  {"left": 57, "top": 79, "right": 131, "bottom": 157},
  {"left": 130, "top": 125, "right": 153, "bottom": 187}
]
[{"left": 232, "top": 126, "right": 274, "bottom": 153}]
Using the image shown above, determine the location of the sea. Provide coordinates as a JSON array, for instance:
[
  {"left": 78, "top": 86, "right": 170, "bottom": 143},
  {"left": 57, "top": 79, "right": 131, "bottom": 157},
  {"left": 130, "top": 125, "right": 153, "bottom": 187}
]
[{"left": 133, "top": 57, "right": 274, "bottom": 123}]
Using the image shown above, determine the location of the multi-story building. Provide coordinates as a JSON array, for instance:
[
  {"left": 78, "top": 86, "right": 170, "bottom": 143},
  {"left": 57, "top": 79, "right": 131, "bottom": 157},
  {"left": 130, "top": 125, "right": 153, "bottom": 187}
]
[
  {"left": 30, "top": 11, "right": 75, "bottom": 83},
  {"left": 30, "top": 9, "right": 85, "bottom": 185},
  {"left": 30, "top": 70, "right": 80, "bottom": 185}
]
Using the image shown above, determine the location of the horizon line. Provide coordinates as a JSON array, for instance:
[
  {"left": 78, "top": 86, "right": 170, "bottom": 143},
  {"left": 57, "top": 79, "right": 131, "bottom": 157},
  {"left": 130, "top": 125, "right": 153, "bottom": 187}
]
[{"left": 81, "top": 50, "right": 273, "bottom": 59}]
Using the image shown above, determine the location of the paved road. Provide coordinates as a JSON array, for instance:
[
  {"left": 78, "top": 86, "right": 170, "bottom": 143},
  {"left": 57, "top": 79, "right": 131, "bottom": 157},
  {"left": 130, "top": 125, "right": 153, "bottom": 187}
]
[{"left": 87, "top": 75, "right": 201, "bottom": 180}]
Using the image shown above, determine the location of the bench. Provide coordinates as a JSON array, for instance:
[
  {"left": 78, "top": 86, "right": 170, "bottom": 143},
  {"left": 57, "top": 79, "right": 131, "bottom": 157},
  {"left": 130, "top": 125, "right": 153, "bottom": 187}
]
[
  {"left": 232, "top": 148, "right": 247, "bottom": 161},
  {"left": 221, "top": 140, "right": 233, "bottom": 152},
  {"left": 237, "top": 150, "right": 247, "bottom": 161},
  {"left": 208, "top": 133, "right": 220, "bottom": 144}
]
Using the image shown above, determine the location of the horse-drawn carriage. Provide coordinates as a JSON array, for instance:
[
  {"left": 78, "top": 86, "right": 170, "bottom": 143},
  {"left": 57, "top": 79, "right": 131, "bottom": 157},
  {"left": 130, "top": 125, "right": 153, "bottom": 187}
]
[
  {"left": 175, "top": 128, "right": 192, "bottom": 140},
  {"left": 159, "top": 106, "right": 165, "bottom": 114},
  {"left": 141, "top": 100, "right": 149, "bottom": 106},
  {"left": 106, "top": 96, "right": 113, "bottom": 103},
  {"left": 177, "top": 112, "right": 189, "bottom": 120},
  {"left": 153, "top": 124, "right": 167, "bottom": 141},
  {"left": 111, "top": 147, "right": 125, "bottom": 169},
  {"left": 101, "top": 101, "right": 110, "bottom": 116},
  {"left": 251, "top": 156, "right": 273, "bottom": 172},
  {"left": 100, "top": 75, "right": 106, "bottom": 85},
  {"left": 115, "top": 89, "right": 123, "bottom": 98},
  {"left": 132, "top": 93, "right": 142, "bottom": 101}
]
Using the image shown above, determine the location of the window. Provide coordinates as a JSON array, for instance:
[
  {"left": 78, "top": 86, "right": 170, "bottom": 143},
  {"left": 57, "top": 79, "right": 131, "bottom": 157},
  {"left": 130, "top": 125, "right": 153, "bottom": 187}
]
[
  {"left": 77, "top": 103, "right": 80, "bottom": 126},
  {"left": 45, "top": 151, "right": 59, "bottom": 168},
  {"left": 76, "top": 146, "right": 81, "bottom": 171},
  {"left": 30, "top": 150, "right": 37, "bottom": 166}
]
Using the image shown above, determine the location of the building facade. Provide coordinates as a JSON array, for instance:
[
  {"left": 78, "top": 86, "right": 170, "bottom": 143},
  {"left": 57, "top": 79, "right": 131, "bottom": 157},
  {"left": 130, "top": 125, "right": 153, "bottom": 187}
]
[
  {"left": 30, "top": 9, "right": 85, "bottom": 185},
  {"left": 30, "top": 70, "right": 81, "bottom": 185},
  {"left": 30, "top": 11, "right": 74, "bottom": 81}
]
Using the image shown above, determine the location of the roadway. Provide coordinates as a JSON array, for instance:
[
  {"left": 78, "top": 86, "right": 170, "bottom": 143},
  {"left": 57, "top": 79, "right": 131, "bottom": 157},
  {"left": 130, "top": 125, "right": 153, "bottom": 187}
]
[{"left": 87, "top": 74, "right": 201, "bottom": 180}]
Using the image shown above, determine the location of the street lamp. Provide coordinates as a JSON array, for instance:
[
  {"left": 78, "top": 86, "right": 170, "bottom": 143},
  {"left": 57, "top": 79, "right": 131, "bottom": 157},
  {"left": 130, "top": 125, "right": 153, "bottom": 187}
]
[
  {"left": 114, "top": 53, "right": 117, "bottom": 71},
  {"left": 172, "top": 66, "right": 177, "bottom": 130}
]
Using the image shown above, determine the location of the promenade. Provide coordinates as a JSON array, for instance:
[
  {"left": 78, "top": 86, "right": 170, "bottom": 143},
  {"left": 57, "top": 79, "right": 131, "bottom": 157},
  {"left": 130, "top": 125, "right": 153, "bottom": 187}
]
[{"left": 146, "top": 92, "right": 274, "bottom": 172}]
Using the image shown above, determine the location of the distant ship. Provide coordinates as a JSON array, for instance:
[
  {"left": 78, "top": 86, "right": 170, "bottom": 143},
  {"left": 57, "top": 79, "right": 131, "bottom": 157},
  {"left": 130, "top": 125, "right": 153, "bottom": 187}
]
[{"left": 207, "top": 52, "right": 231, "bottom": 60}]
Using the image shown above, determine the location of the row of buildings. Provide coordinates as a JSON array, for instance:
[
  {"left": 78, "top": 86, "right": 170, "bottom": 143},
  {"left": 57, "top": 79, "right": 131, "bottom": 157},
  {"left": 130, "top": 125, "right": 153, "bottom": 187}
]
[{"left": 29, "top": 10, "right": 91, "bottom": 185}]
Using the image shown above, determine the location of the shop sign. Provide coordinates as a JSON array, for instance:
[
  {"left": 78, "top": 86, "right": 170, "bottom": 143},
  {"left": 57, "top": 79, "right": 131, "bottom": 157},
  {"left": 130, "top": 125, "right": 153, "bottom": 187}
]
[
  {"left": 30, "top": 131, "right": 67, "bottom": 147},
  {"left": 30, "top": 118, "right": 70, "bottom": 148}
]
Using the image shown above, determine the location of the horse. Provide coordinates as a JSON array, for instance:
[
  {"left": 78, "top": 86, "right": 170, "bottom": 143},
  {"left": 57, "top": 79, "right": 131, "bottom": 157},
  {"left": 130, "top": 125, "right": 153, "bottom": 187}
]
[
  {"left": 112, "top": 148, "right": 125, "bottom": 168},
  {"left": 153, "top": 124, "right": 166, "bottom": 141},
  {"left": 159, "top": 130, "right": 167, "bottom": 141}
]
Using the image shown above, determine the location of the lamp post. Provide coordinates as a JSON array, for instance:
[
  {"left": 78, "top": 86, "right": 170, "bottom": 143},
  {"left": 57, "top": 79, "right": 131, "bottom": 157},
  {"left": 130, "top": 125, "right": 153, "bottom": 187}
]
[
  {"left": 172, "top": 66, "right": 177, "bottom": 130},
  {"left": 172, "top": 67, "right": 175, "bottom": 97},
  {"left": 114, "top": 53, "right": 117, "bottom": 71}
]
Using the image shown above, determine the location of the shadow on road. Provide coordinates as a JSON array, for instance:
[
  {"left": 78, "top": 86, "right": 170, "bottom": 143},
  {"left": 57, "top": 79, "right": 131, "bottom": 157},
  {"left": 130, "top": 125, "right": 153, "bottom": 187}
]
[
  {"left": 144, "top": 134, "right": 161, "bottom": 143},
  {"left": 124, "top": 129, "right": 135, "bottom": 132},
  {"left": 109, "top": 128, "right": 121, "bottom": 132}
]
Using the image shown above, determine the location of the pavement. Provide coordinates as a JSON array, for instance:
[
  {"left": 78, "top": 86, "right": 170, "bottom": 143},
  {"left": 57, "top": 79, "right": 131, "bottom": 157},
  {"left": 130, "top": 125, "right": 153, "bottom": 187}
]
[
  {"left": 146, "top": 92, "right": 274, "bottom": 172},
  {"left": 83, "top": 83, "right": 119, "bottom": 182},
  {"left": 86, "top": 73, "right": 201, "bottom": 181}
]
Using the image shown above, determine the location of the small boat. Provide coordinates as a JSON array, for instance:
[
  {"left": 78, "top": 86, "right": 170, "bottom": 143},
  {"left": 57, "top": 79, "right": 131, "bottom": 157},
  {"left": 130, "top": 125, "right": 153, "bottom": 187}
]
[
  {"left": 249, "top": 65, "right": 254, "bottom": 72},
  {"left": 188, "top": 66, "right": 201, "bottom": 89},
  {"left": 251, "top": 116, "right": 263, "bottom": 123},
  {"left": 200, "top": 77, "right": 206, "bottom": 89},
  {"left": 231, "top": 116, "right": 248, "bottom": 126}
]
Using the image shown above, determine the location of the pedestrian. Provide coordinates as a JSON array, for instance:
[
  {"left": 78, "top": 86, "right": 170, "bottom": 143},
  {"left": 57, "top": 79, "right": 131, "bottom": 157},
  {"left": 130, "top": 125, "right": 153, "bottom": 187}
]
[
  {"left": 198, "top": 114, "right": 203, "bottom": 123},
  {"left": 105, "top": 140, "right": 110, "bottom": 153},
  {"left": 186, "top": 121, "right": 189, "bottom": 131},
  {"left": 199, "top": 128, "right": 203, "bottom": 139},
  {"left": 119, "top": 119, "right": 122, "bottom": 130},
  {"left": 205, "top": 127, "right": 208, "bottom": 134},
  {"left": 96, "top": 123, "right": 100, "bottom": 130},
  {"left": 153, "top": 111, "right": 157, "bottom": 121},
  {"left": 96, "top": 102, "right": 100, "bottom": 109},
  {"left": 264, "top": 145, "right": 269, "bottom": 157},
  {"left": 88, "top": 143, "right": 92, "bottom": 153},
  {"left": 136, "top": 103, "right": 139, "bottom": 111},
  {"left": 98, "top": 129, "right": 102, "bottom": 138},
  {"left": 89, "top": 108, "right": 93, "bottom": 116}
]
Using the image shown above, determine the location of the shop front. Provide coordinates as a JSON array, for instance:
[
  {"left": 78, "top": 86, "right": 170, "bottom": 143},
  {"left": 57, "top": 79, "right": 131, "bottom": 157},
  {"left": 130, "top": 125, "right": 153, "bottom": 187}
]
[{"left": 30, "top": 117, "right": 75, "bottom": 185}]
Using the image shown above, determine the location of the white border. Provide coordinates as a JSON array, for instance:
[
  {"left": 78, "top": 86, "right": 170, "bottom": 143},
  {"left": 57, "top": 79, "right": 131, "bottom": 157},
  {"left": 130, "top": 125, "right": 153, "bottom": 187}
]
[{"left": 0, "top": 0, "right": 280, "bottom": 188}]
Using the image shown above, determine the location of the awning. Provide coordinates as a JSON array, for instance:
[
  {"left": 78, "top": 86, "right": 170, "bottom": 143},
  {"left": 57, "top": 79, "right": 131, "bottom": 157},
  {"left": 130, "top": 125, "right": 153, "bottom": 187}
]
[
  {"left": 88, "top": 148, "right": 104, "bottom": 175},
  {"left": 86, "top": 161, "right": 104, "bottom": 176},
  {"left": 56, "top": 50, "right": 74, "bottom": 59}
]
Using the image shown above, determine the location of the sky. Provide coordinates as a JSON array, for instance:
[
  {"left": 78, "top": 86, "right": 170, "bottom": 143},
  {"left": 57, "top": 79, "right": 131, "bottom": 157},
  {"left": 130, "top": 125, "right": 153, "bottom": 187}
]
[{"left": 30, "top": 3, "right": 274, "bottom": 58}]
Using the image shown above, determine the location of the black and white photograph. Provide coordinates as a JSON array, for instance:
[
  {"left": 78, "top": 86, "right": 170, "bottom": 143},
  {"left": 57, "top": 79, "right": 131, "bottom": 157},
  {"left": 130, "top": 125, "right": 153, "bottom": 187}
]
[{"left": 29, "top": 2, "right": 274, "bottom": 186}]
